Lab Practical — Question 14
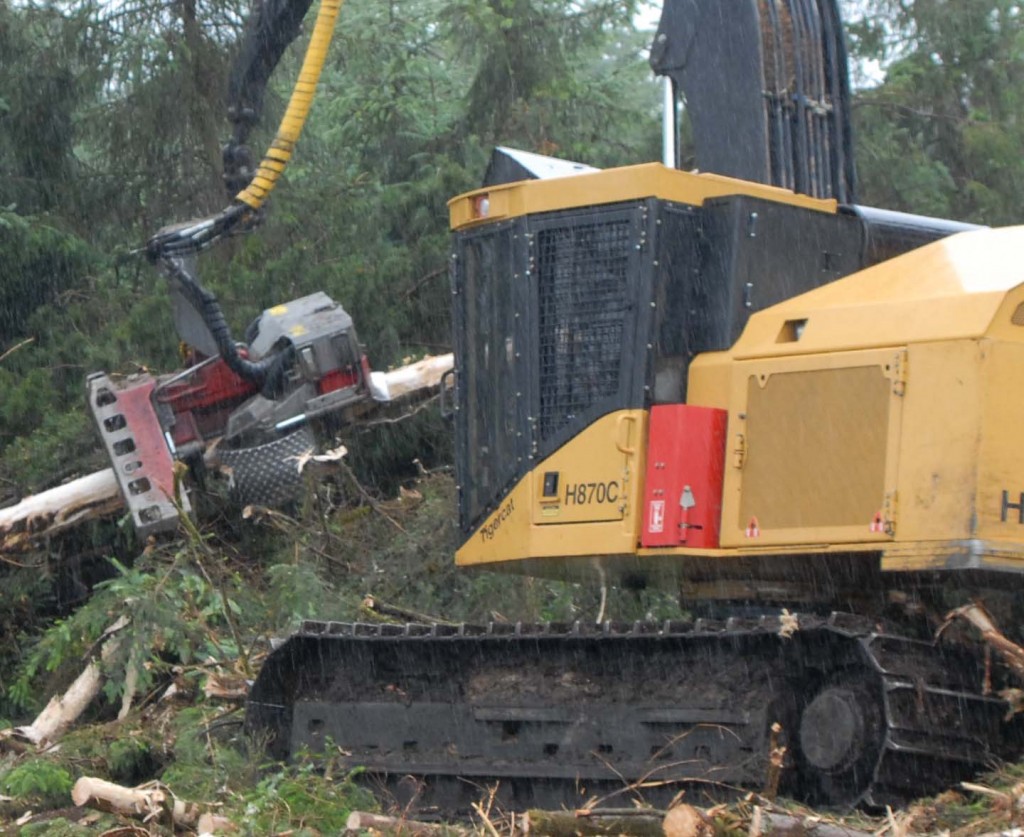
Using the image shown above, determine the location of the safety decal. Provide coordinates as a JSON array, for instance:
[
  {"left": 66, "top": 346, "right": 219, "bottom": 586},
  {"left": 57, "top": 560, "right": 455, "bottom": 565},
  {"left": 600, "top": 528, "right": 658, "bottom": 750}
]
[{"left": 648, "top": 500, "right": 665, "bottom": 534}]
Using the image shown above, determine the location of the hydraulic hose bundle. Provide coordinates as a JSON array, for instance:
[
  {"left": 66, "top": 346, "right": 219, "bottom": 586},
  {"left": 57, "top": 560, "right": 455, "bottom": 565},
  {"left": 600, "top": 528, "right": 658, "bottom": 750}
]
[
  {"left": 146, "top": 0, "right": 344, "bottom": 388},
  {"left": 235, "top": 0, "right": 343, "bottom": 211}
]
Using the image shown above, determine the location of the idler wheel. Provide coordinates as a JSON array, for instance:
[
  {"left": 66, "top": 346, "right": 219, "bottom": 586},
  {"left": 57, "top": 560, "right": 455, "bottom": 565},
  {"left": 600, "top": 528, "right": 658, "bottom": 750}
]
[
  {"left": 796, "top": 679, "right": 884, "bottom": 806},
  {"left": 799, "top": 686, "right": 868, "bottom": 773}
]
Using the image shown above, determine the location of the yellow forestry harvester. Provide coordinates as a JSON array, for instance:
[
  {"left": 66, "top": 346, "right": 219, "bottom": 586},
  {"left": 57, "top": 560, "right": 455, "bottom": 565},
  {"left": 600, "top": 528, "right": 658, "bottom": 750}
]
[{"left": 239, "top": 0, "right": 1024, "bottom": 815}]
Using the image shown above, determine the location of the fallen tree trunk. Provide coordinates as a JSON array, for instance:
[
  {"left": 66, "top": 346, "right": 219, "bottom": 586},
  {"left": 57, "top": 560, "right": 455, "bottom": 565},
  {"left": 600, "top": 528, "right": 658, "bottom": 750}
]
[
  {"left": 0, "top": 354, "right": 454, "bottom": 554},
  {"left": 748, "top": 812, "right": 876, "bottom": 837},
  {"left": 522, "top": 805, "right": 878, "bottom": 837},
  {"left": 71, "top": 777, "right": 202, "bottom": 827},
  {"left": 3, "top": 615, "right": 129, "bottom": 750},
  {"left": 371, "top": 353, "right": 453, "bottom": 401},
  {"left": 0, "top": 468, "right": 122, "bottom": 553},
  {"left": 525, "top": 808, "right": 665, "bottom": 836},
  {"left": 344, "top": 811, "right": 458, "bottom": 836}
]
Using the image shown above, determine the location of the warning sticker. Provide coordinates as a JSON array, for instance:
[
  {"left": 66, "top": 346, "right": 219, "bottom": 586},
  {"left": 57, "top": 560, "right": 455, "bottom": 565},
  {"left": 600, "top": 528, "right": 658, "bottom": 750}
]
[{"left": 648, "top": 500, "right": 666, "bottom": 534}]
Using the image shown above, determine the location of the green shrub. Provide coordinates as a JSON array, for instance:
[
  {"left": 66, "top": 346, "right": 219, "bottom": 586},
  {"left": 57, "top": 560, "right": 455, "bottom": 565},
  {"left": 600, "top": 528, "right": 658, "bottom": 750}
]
[
  {"left": 0, "top": 760, "right": 73, "bottom": 809},
  {"left": 238, "top": 762, "right": 376, "bottom": 835}
]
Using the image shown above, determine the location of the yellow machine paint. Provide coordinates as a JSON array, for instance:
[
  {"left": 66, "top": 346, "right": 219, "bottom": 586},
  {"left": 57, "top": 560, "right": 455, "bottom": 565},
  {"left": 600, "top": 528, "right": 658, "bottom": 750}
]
[
  {"left": 453, "top": 162, "right": 1024, "bottom": 594},
  {"left": 456, "top": 410, "right": 647, "bottom": 568},
  {"left": 695, "top": 226, "right": 1024, "bottom": 571},
  {"left": 235, "top": 0, "right": 344, "bottom": 210},
  {"left": 448, "top": 162, "right": 836, "bottom": 229}
]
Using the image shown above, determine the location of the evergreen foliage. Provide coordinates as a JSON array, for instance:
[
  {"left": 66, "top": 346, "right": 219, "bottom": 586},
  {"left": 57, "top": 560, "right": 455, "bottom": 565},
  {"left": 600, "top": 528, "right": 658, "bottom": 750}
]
[
  {"left": 845, "top": 0, "right": 1024, "bottom": 222},
  {"left": 0, "top": 760, "right": 73, "bottom": 809}
]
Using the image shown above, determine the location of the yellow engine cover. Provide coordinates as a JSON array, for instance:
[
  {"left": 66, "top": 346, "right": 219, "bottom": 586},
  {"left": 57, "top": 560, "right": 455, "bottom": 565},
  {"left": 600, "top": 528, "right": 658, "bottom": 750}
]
[{"left": 458, "top": 226, "right": 1024, "bottom": 586}]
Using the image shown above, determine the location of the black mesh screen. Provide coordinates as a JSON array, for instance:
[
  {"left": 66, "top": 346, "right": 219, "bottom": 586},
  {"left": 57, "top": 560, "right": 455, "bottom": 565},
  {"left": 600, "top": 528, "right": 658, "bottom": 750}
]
[
  {"left": 454, "top": 224, "right": 523, "bottom": 530},
  {"left": 536, "top": 218, "right": 632, "bottom": 441}
]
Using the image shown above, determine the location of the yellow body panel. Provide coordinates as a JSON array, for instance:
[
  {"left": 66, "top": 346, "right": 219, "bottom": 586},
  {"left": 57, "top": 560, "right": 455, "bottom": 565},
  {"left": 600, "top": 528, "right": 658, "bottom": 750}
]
[
  {"left": 733, "top": 226, "right": 1024, "bottom": 358},
  {"left": 977, "top": 340, "right": 1024, "bottom": 543},
  {"left": 719, "top": 348, "right": 904, "bottom": 548},
  {"left": 448, "top": 163, "right": 836, "bottom": 230},
  {"left": 892, "top": 340, "right": 982, "bottom": 544},
  {"left": 456, "top": 411, "right": 647, "bottom": 568}
]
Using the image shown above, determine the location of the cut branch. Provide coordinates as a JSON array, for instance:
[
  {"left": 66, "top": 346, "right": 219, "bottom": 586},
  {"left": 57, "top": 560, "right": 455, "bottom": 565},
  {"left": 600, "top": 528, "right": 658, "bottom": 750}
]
[
  {"left": 361, "top": 594, "right": 455, "bottom": 625},
  {"left": 0, "top": 336, "right": 35, "bottom": 364},
  {"left": 71, "top": 777, "right": 202, "bottom": 827},
  {"left": 525, "top": 808, "right": 665, "bottom": 837},
  {"left": 345, "top": 811, "right": 459, "bottom": 836},
  {"left": 941, "top": 601, "right": 1024, "bottom": 682}
]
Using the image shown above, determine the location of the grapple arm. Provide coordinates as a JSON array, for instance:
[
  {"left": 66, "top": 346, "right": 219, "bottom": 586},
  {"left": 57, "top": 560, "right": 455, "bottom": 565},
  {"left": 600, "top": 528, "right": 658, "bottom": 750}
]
[{"left": 223, "top": 0, "right": 315, "bottom": 195}]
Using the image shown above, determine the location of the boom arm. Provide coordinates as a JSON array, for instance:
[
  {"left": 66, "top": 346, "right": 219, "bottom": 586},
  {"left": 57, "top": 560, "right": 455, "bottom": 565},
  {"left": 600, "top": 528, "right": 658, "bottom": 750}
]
[
  {"left": 223, "top": 0, "right": 315, "bottom": 196},
  {"left": 145, "top": 0, "right": 343, "bottom": 390},
  {"left": 149, "top": 0, "right": 342, "bottom": 258},
  {"left": 650, "top": 0, "right": 857, "bottom": 203}
]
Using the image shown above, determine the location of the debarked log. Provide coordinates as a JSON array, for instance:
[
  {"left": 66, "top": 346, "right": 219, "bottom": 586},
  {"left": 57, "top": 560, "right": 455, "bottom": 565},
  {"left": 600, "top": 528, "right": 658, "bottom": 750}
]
[
  {"left": 344, "top": 810, "right": 460, "bottom": 836},
  {"left": 71, "top": 777, "right": 202, "bottom": 827},
  {"left": 2, "top": 616, "right": 129, "bottom": 750},
  {"left": 0, "top": 468, "right": 122, "bottom": 553}
]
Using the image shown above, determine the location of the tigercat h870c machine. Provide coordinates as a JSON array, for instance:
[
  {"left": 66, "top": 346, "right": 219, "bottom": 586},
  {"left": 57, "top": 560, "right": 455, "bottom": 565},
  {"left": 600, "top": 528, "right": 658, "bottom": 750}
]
[{"left": 247, "top": 0, "right": 1024, "bottom": 815}]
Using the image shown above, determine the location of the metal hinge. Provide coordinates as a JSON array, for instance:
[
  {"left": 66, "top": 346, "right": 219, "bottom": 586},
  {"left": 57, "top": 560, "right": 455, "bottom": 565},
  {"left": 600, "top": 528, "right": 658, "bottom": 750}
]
[
  {"left": 890, "top": 351, "right": 908, "bottom": 396},
  {"left": 732, "top": 433, "right": 746, "bottom": 469},
  {"left": 883, "top": 491, "right": 898, "bottom": 536}
]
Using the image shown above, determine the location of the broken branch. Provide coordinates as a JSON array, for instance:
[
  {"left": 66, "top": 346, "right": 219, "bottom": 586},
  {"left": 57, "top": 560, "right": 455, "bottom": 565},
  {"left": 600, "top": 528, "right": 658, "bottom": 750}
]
[
  {"left": 71, "top": 777, "right": 202, "bottom": 827},
  {"left": 941, "top": 602, "right": 1024, "bottom": 682}
]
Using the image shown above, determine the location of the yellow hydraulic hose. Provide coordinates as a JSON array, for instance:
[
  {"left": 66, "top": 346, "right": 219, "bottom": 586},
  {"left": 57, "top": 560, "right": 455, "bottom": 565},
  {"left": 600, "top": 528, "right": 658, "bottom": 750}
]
[{"left": 235, "top": 0, "right": 343, "bottom": 210}]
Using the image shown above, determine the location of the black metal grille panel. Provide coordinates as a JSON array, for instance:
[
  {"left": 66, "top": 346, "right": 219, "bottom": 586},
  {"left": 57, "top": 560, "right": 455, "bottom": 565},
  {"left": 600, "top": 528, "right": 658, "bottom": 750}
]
[
  {"left": 536, "top": 219, "right": 631, "bottom": 440},
  {"left": 453, "top": 222, "right": 527, "bottom": 531}
]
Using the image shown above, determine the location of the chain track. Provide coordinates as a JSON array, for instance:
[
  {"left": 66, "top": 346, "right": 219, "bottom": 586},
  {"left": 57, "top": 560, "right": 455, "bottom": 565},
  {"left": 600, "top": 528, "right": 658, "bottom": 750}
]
[{"left": 246, "top": 613, "right": 1023, "bottom": 814}]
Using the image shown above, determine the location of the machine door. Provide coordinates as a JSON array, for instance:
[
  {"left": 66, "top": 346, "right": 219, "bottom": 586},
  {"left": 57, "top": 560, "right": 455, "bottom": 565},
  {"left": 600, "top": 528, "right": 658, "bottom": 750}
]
[
  {"left": 452, "top": 221, "right": 532, "bottom": 533},
  {"left": 453, "top": 202, "right": 651, "bottom": 535},
  {"left": 721, "top": 348, "right": 906, "bottom": 547}
]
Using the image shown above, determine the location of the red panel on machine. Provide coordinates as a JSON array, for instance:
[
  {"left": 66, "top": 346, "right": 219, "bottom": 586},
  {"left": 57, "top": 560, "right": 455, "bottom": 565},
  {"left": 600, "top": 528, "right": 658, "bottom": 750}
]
[
  {"left": 642, "top": 405, "right": 727, "bottom": 548},
  {"left": 115, "top": 379, "right": 179, "bottom": 502}
]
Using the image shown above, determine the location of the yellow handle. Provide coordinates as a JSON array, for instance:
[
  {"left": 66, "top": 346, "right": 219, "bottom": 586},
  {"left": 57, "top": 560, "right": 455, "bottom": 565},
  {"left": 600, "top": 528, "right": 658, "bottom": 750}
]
[
  {"left": 235, "top": 0, "right": 343, "bottom": 210},
  {"left": 615, "top": 413, "right": 638, "bottom": 455}
]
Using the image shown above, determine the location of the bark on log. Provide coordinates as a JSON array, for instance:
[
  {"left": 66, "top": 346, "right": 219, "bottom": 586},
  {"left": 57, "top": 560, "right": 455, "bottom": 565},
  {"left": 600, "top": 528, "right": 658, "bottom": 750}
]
[
  {"left": 752, "top": 813, "right": 875, "bottom": 837},
  {"left": 0, "top": 468, "right": 122, "bottom": 553},
  {"left": 524, "top": 808, "right": 665, "bottom": 837},
  {"left": 523, "top": 806, "right": 877, "bottom": 837}
]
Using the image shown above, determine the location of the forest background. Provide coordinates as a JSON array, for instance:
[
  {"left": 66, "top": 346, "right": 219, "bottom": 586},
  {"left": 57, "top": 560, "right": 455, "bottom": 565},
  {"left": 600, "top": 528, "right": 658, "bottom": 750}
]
[{"left": 1, "top": 0, "right": 1024, "bottom": 830}]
